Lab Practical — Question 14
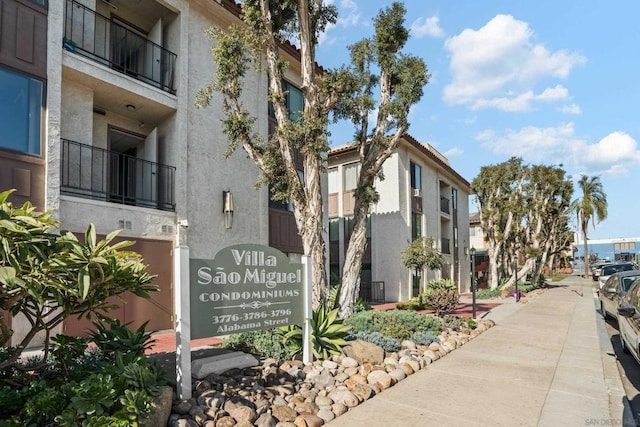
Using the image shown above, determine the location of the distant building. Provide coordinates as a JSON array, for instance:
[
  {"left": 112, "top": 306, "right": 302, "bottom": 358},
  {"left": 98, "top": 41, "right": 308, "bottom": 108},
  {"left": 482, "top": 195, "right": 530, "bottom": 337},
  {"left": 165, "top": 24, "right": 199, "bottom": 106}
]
[
  {"left": 574, "top": 238, "right": 640, "bottom": 264},
  {"left": 327, "top": 135, "right": 471, "bottom": 302}
]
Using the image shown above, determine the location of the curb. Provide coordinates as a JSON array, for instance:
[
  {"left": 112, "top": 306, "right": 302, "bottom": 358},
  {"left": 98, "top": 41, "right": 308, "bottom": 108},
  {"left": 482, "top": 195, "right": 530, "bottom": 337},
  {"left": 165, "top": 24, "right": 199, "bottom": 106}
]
[{"left": 593, "top": 291, "right": 637, "bottom": 426}]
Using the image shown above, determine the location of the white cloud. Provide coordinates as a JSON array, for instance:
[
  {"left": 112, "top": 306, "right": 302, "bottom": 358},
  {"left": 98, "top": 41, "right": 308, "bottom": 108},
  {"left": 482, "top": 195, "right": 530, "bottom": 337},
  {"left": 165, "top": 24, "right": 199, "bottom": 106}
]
[
  {"left": 443, "top": 15, "right": 586, "bottom": 112},
  {"left": 444, "top": 147, "right": 463, "bottom": 157},
  {"left": 584, "top": 132, "right": 640, "bottom": 166},
  {"left": 318, "top": 0, "right": 362, "bottom": 47},
  {"left": 476, "top": 123, "right": 640, "bottom": 176},
  {"left": 558, "top": 103, "right": 582, "bottom": 115},
  {"left": 410, "top": 16, "right": 444, "bottom": 38},
  {"left": 470, "top": 85, "right": 570, "bottom": 112}
]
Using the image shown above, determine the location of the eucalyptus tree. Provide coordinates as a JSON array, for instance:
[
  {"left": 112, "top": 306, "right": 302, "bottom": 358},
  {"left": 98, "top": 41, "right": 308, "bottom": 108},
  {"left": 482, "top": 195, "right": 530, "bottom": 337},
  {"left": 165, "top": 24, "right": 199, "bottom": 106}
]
[
  {"left": 196, "top": 1, "right": 428, "bottom": 316},
  {"left": 335, "top": 3, "right": 429, "bottom": 317},
  {"left": 471, "top": 157, "right": 527, "bottom": 289},
  {"left": 196, "top": 0, "right": 345, "bottom": 306},
  {"left": 520, "top": 164, "right": 573, "bottom": 286},
  {"left": 572, "top": 175, "right": 608, "bottom": 278}
]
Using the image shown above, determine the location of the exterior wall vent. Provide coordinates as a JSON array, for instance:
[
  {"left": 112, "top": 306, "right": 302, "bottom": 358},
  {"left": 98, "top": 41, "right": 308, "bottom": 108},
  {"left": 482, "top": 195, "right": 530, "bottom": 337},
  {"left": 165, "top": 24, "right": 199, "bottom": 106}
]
[{"left": 118, "top": 220, "right": 132, "bottom": 230}]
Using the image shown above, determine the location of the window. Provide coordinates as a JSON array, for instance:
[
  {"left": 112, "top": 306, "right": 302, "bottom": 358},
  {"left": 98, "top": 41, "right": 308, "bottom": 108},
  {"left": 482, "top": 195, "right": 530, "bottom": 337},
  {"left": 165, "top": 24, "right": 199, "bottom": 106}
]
[
  {"left": 411, "top": 213, "right": 422, "bottom": 240},
  {"left": 410, "top": 162, "right": 421, "bottom": 191},
  {"left": 452, "top": 188, "right": 458, "bottom": 210},
  {"left": 343, "top": 163, "right": 360, "bottom": 192},
  {"left": 286, "top": 84, "right": 303, "bottom": 121},
  {"left": 268, "top": 81, "right": 303, "bottom": 122},
  {"left": 329, "top": 219, "right": 340, "bottom": 242},
  {"left": 328, "top": 167, "right": 339, "bottom": 193},
  {"left": 0, "top": 68, "right": 43, "bottom": 155}
]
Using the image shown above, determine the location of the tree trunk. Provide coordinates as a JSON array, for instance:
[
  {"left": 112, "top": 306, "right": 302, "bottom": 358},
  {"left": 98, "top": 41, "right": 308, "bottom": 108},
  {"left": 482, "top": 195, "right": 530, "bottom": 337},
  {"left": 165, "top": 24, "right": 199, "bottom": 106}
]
[
  {"left": 294, "top": 155, "right": 328, "bottom": 307},
  {"left": 583, "top": 230, "right": 589, "bottom": 279},
  {"left": 337, "top": 207, "right": 368, "bottom": 318}
]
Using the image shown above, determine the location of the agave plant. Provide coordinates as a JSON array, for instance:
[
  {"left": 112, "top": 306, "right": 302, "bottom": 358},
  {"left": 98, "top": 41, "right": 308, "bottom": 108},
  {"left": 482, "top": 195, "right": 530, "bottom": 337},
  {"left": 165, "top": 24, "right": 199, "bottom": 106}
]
[{"left": 279, "top": 305, "right": 351, "bottom": 360}]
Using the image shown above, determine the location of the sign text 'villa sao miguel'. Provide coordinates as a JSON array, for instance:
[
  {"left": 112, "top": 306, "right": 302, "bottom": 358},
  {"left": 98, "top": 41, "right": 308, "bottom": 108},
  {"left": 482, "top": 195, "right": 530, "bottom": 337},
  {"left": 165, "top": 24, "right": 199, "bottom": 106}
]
[{"left": 190, "top": 244, "right": 304, "bottom": 339}]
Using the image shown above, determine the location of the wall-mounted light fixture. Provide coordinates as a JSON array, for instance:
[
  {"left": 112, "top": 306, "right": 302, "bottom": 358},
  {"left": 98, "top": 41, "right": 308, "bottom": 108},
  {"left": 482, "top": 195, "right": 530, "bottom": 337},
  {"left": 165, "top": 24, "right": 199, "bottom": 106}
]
[{"left": 223, "top": 190, "right": 234, "bottom": 229}]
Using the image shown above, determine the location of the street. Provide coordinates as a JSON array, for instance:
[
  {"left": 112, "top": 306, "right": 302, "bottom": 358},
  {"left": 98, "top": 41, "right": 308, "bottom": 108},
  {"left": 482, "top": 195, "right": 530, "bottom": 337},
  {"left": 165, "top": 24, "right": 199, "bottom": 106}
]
[{"left": 603, "top": 307, "right": 640, "bottom": 425}]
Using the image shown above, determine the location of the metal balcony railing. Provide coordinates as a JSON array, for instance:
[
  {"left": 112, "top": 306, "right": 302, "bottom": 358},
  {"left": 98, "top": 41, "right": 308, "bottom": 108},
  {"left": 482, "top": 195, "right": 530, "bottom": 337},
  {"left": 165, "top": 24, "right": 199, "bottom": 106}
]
[
  {"left": 64, "top": 0, "right": 177, "bottom": 94},
  {"left": 441, "top": 237, "right": 451, "bottom": 254},
  {"left": 61, "top": 139, "right": 176, "bottom": 211},
  {"left": 440, "top": 196, "right": 450, "bottom": 214}
]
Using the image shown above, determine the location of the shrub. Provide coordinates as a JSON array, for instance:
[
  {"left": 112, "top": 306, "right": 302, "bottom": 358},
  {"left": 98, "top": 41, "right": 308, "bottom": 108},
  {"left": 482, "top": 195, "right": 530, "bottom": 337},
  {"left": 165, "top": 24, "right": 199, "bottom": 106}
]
[
  {"left": 0, "top": 320, "right": 166, "bottom": 426},
  {"left": 0, "top": 189, "right": 156, "bottom": 371},
  {"left": 424, "top": 280, "right": 459, "bottom": 316},
  {"left": 347, "top": 331, "right": 400, "bottom": 352},
  {"left": 475, "top": 288, "right": 501, "bottom": 299},
  {"left": 223, "top": 329, "right": 295, "bottom": 361},
  {"left": 279, "top": 305, "right": 351, "bottom": 360},
  {"left": 395, "top": 299, "right": 423, "bottom": 311},
  {"left": 411, "top": 331, "right": 438, "bottom": 346},
  {"left": 345, "top": 309, "right": 442, "bottom": 335}
]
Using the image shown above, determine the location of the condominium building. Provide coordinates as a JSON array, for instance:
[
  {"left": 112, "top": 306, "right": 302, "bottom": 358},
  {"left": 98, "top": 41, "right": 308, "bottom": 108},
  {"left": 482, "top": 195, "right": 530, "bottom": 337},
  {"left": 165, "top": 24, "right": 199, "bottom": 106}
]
[
  {"left": 0, "top": 0, "right": 308, "bottom": 343},
  {"left": 327, "top": 135, "right": 471, "bottom": 302}
]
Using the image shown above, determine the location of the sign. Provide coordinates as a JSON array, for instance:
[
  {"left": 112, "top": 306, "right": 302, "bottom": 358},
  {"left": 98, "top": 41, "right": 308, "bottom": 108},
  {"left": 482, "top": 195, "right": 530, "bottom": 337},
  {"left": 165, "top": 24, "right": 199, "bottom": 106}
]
[{"left": 190, "top": 244, "right": 304, "bottom": 339}]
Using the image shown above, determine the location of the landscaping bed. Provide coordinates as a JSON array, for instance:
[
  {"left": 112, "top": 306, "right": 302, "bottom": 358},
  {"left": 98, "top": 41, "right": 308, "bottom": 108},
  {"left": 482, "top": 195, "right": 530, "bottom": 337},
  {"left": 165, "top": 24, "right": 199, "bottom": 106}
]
[{"left": 167, "top": 315, "right": 496, "bottom": 427}]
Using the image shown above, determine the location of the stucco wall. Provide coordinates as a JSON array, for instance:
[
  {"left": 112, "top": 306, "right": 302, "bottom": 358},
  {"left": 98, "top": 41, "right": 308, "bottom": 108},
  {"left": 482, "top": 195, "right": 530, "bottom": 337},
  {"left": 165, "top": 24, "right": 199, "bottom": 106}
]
[{"left": 182, "top": 3, "right": 269, "bottom": 260}]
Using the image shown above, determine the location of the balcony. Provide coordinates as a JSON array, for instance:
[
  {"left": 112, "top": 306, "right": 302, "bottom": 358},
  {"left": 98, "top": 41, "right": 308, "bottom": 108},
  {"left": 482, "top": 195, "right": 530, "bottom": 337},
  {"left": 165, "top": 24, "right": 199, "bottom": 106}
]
[
  {"left": 61, "top": 139, "right": 176, "bottom": 211},
  {"left": 63, "top": 0, "right": 177, "bottom": 95},
  {"left": 440, "top": 196, "right": 450, "bottom": 214}
]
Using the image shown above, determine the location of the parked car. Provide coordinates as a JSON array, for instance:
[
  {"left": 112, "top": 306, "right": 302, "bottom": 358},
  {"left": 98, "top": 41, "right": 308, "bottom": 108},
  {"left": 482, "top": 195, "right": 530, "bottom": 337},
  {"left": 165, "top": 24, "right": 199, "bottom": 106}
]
[
  {"left": 617, "top": 278, "right": 640, "bottom": 362},
  {"left": 591, "top": 261, "right": 611, "bottom": 281},
  {"left": 598, "top": 262, "right": 635, "bottom": 290},
  {"left": 599, "top": 270, "right": 640, "bottom": 319}
]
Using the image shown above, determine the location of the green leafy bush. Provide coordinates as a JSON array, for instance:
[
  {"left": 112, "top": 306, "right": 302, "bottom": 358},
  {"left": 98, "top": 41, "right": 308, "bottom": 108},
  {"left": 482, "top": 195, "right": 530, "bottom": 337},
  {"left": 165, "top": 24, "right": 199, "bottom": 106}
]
[
  {"left": 279, "top": 305, "right": 351, "bottom": 360},
  {"left": 411, "top": 331, "right": 438, "bottom": 346},
  {"left": 0, "top": 320, "right": 166, "bottom": 426},
  {"left": 347, "top": 331, "right": 400, "bottom": 352},
  {"left": 345, "top": 309, "right": 442, "bottom": 335},
  {"left": 441, "top": 315, "right": 477, "bottom": 331},
  {"left": 475, "top": 288, "right": 501, "bottom": 299},
  {"left": 424, "top": 280, "right": 459, "bottom": 316},
  {"left": 223, "top": 329, "right": 296, "bottom": 361}
]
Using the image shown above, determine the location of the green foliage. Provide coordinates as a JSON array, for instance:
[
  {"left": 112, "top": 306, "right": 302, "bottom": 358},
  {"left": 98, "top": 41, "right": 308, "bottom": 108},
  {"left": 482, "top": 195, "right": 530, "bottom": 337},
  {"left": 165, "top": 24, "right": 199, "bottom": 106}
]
[
  {"left": 347, "top": 331, "right": 400, "bottom": 353},
  {"left": 400, "top": 237, "right": 444, "bottom": 273},
  {"left": 395, "top": 298, "right": 424, "bottom": 311},
  {"left": 422, "top": 279, "right": 459, "bottom": 316},
  {"left": 345, "top": 309, "right": 442, "bottom": 336},
  {"left": 223, "top": 329, "right": 296, "bottom": 361},
  {"left": 279, "top": 305, "right": 351, "bottom": 360},
  {"left": 425, "top": 288, "right": 459, "bottom": 316},
  {"left": 475, "top": 288, "right": 501, "bottom": 299},
  {"left": 440, "top": 316, "right": 477, "bottom": 331},
  {"left": 411, "top": 331, "right": 438, "bottom": 346},
  {"left": 0, "top": 189, "right": 156, "bottom": 369},
  {"left": 89, "top": 315, "right": 156, "bottom": 361},
  {"left": 0, "top": 320, "right": 165, "bottom": 425}
]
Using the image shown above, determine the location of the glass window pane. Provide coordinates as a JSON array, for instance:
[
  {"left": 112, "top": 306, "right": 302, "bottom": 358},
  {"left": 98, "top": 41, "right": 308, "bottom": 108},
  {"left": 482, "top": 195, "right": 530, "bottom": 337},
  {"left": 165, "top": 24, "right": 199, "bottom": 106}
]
[
  {"left": 287, "top": 85, "right": 303, "bottom": 121},
  {"left": 328, "top": 167, "right": 339, "bottom": 193},
  {"left": 329, "top": 219, "right": 339, "bottom": 242},
  {"left": 344, "top": 163, "right": 360, "bottom": 191},
  {"left": 0, "top": 68, "right": 42, "bottom": 155}
]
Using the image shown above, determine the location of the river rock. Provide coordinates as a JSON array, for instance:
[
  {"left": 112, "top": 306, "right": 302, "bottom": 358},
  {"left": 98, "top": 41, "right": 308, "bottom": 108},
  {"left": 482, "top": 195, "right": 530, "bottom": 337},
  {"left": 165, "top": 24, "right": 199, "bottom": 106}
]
[{"left": 342, "top": 341, "right": 384, "bottom": 365}]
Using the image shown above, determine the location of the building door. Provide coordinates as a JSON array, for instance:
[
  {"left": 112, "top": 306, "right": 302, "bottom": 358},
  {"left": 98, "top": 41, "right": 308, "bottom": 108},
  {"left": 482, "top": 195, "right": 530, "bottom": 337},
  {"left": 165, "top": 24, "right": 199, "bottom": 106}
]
[{"left": 108, "top": 128, "right": 144, "bottom": 205}]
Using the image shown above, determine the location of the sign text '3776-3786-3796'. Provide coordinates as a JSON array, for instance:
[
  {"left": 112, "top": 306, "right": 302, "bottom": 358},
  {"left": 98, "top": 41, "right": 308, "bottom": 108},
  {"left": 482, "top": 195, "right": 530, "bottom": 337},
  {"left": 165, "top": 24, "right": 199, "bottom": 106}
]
[{"left": 189, "top": 244, "right": 304, "bottom": 339}]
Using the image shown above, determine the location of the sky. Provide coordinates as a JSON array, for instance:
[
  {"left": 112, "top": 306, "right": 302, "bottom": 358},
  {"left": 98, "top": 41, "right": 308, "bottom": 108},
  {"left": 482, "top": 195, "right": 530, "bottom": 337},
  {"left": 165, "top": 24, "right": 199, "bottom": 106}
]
[{"left": 314, "top": 0, "right": 640, "bottom": 240}]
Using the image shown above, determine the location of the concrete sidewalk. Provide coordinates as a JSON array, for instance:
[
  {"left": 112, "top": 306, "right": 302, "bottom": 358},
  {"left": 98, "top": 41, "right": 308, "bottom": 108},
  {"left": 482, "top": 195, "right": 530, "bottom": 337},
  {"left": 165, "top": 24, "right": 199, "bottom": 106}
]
[{"left": 328, "top": 275, "right": 635, "bottom": 426}]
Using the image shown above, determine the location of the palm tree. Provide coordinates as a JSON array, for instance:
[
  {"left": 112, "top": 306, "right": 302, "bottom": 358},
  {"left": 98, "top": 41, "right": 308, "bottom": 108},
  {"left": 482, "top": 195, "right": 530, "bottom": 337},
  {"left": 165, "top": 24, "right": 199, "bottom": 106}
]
[{"left": 572, "top": 175, "right": 608, "bottom": 279}]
